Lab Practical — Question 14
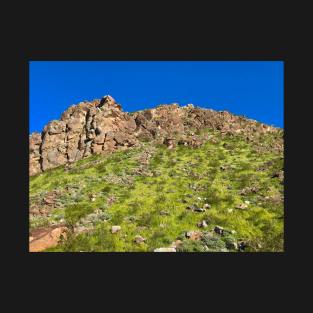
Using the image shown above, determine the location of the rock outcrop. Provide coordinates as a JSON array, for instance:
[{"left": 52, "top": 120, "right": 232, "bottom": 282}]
[
  {"left": 29, "top": 95, "right": 280, "bottom": 176},
  {"left": 30, "top": 96, "right": 138, "bottom": 176}
]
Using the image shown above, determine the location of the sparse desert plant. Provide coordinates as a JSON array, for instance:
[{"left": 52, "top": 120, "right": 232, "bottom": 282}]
[
  {"left": 30, "top": 116, "right": 283, "bottom": 252},
  {"left": 65, "top": 203, "right": 94, "bottom": 227},
  {"left": 176, "top": 240, "right": 206, "bottom": 252},
  {"left": 201, "top": 234, "right": 227, "bottom": 251}
]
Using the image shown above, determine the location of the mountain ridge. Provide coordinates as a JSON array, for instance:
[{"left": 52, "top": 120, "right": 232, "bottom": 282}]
[{"left": 29, "top": 95, "right": 282, "bottom": 176}]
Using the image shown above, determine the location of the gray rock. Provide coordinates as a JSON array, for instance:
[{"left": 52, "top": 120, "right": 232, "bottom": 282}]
[
  {"left": 154, "top": 247, "right": 176, "bottom": 252},
  {"left": 134, "top": 235, "right": 145, "bottom": 244},
  {"left": 238, "top": 241, "right": 248, "bottom": 251},
  {"left": 111, "top": 225, "right": 121, "bottom": 234},
  {"left": 194, "top": 207, "right": 206, "bottom": 212},
  {"left": 235, "top": 203, "right": 248, "bottom": 210},
  {"left": 197, "top": 220, "right": 208, "bottom": 228},
  {"left": 214, "top": 226, "right": 224, "bottom": 235},
  {"left": 185, "top": 230, "right": 202, "bottom": 240},
  {"left": 186, "top": 205, "right": 196, "bottom": 210},
  {"left": 186, "top": 205, "right": 206, "bottom": 212}
]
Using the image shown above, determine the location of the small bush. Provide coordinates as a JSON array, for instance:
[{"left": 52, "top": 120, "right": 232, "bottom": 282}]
[
  {"left": 65, "top": 203, "right": 93, "bottom": 226},
  {"left": 137, "top": 212, "right": 154, "bottom": 227},
  {"left": 178, "top": 211, "right": 188, "bottom": 220},
  {"left": 102, "top": 185, "right": 111, "bottom": 193},
  {"left": 110, "top": 210, "right": 125, "bottom": 224},
  {"left": 176, "top": 240, "right": 206, "bottom": 252},
  {"left": 201, "top": 235, "right": 226, "bottom": 251},
  {"left": 55, "top": 226, "right": 117, "bottom": 252},
  {"left": 150, "top": 230, "right": 172, "bottom": 248}
]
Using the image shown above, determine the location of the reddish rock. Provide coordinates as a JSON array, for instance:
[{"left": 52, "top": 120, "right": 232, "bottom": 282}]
[
  {"left": 185, "top": 230, "right": 203, "bottom": 241},
  {"left": 29, "top": 94, "right": 282, "bottom": 176},
  {"left": 29, "top": 227, "right": 68, "bottom": 252}
]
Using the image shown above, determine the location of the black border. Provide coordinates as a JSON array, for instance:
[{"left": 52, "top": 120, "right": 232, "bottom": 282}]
[{"left": 7, "top": 21, "right": 302, "bottom": 295}]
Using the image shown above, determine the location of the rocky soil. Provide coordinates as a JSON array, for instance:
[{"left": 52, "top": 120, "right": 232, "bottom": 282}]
[{"left": 29, "top": 95, "right": 284, "bottom": 252}]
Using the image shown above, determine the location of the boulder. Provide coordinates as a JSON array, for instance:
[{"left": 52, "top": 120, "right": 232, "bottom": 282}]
[
  {"left": 114, "top": 132, "right": 128, "bottom": 145},
  {"left": 29, "top": 227, "right": 68, "bottom": 252}
]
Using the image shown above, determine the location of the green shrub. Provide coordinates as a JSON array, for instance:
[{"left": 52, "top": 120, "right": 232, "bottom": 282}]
[
  {"left": 102, "top": 185, "right": 111, "bottom": 193},
  {"left": 201, "top": 234, "right": 227, "bottom": 251},
  {"left": 31, "top": 126, "right": 283, "bottom": 253},
  {"left": 149, "top": 230, "right": 172, "bottom": 248},
  {"left": 137, "top": 212, "right": 154, "bottom": 227},
  {"left": 176, "top": 240, "right": 206, "bottom": 252},
  {"left": 110, "top": 210, "right": 125, "bottom": 224},
  {"left": 65, "top": 203, "right": 93, "bottom": 226},
  {"left": 52, "top": 226, "right": 117, "bottom": 252}
]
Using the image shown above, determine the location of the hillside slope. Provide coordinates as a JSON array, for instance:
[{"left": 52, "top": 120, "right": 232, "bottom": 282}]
[{"left": 29, "top": 96, "right": 284, "bottom": 252}]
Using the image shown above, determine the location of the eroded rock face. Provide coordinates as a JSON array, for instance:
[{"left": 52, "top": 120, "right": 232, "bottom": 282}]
[
  {"left": 29, "top": 95, "right": 140, "bottom": 175},
  {"left": 29, "top": 132, "right": 42, "bottom": 176},
  {"left": 29, "top": 95, "right": 281, "bottom": 176}
]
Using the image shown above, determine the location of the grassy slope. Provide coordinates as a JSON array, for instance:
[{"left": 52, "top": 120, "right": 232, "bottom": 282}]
[{"left": 29, "top": 129, "right": 284, "bottom": 252}]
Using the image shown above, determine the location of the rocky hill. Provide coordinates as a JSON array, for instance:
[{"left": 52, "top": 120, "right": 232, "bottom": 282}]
[{"left": 29, "top": 95, "right": 284, "bottom": 252}]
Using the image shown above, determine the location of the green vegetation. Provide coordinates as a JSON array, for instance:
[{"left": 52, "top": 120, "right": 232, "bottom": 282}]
[{"left": 30, "top": 130, "right": 284, "bottom": 252}]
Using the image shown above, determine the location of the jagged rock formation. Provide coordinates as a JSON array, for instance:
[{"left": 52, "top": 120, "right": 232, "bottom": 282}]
[
  {"left": 30, "top": 96, "right": 137, "bottom": 176},
  {"left": 29, "top": 95, "right": 280, "bottom": 176}
]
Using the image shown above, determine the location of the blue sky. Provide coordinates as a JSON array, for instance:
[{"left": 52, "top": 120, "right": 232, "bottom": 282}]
[{"left": 29, "top": 61, "right": 284, "bottom": 133}]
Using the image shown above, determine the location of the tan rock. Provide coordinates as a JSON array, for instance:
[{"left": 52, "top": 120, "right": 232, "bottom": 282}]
[
  {"left": 29, "top": 95, "right": 283, "bottom": 176},
  {"left": 170, "top": 240, "right": 182, "bottom": 248},
  {"left": 154, "top": 247, "right": 176, "bottom": 252},
  {"left": 134, "top": 235, "right": 145, "bottom": 244},
  {"left": 185, "top": 231, "right": 203, "bottom": 241},
  {"left": 29, "top": 227, "right": 68, "bottom": 252}
]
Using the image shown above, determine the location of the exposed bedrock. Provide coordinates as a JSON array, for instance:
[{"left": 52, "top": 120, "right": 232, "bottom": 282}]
[{"left": 29, "top": 96, "right": 280, "bottom": 176}]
